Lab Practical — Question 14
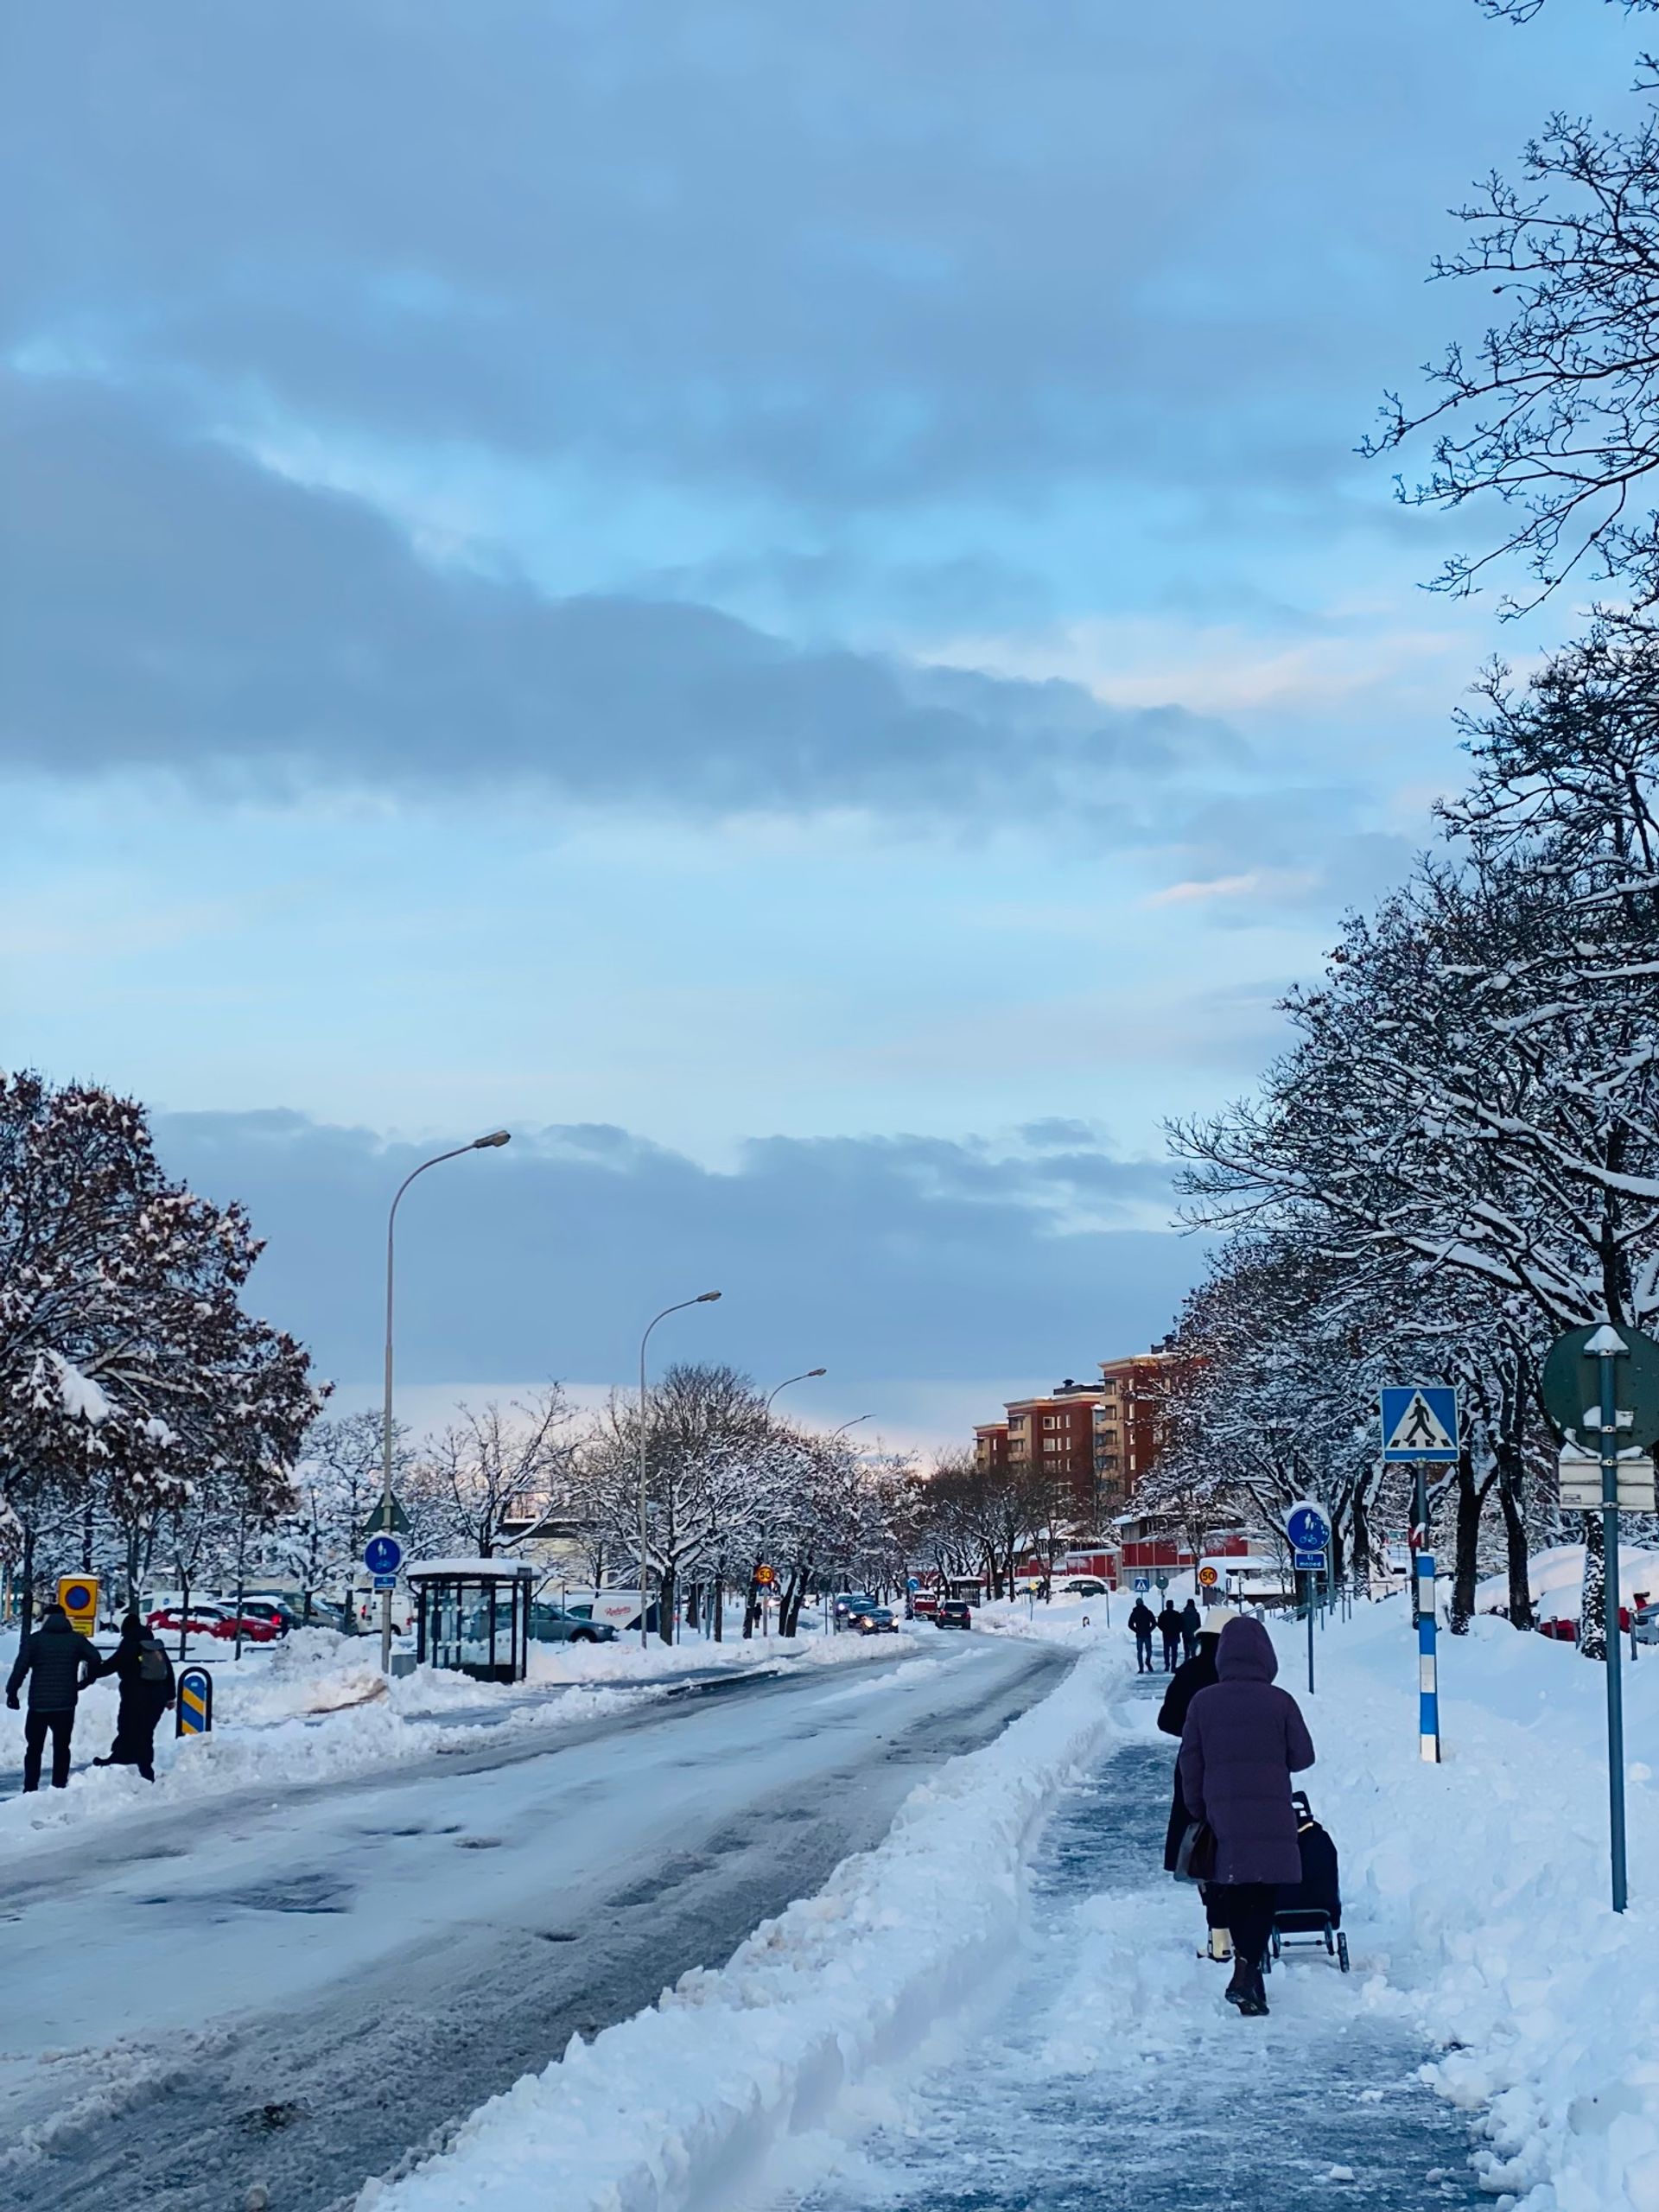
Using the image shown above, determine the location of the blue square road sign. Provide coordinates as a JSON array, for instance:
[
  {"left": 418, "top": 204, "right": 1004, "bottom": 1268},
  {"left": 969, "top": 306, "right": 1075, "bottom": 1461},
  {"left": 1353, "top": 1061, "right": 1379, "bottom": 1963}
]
[{"left": 1380, "top": 1386, "right": 1459, "bottom": 1462}]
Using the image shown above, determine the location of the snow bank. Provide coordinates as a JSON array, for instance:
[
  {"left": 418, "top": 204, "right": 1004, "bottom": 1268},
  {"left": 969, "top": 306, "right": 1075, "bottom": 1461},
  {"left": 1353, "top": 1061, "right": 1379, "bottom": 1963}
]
[
  {"left": 1252, "top": 1601, "right": 1659, "bottom": 2211},
  {"left": 1474, "top": 1539, "right": 1659, "bottom": 1623},
  {"left": 359, "top": 1643, "right": 1119, "bottom": 2212}
]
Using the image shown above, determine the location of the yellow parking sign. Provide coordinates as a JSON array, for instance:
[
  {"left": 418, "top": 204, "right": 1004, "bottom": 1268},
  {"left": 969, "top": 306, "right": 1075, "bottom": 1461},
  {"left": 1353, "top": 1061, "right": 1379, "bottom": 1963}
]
[{"left": 57, "top": 1575, "right": 99, "bottom": 1635}]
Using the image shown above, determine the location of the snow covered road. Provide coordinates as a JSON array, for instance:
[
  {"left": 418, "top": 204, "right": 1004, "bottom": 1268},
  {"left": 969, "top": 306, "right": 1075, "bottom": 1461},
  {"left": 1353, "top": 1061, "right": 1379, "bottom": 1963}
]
[{"left": 0, "top": 1631, "right": 1069, "bottom": 2212}]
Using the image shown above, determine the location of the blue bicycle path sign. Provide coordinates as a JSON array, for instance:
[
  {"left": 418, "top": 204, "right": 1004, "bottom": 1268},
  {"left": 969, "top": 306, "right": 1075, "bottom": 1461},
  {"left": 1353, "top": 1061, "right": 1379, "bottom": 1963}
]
[
  {"left": 363, "top": 1532, "right": 404, "bottom": 1578},
  {"left": 1284, "top": 1500, "right": 1331, "bottom": 1554}
]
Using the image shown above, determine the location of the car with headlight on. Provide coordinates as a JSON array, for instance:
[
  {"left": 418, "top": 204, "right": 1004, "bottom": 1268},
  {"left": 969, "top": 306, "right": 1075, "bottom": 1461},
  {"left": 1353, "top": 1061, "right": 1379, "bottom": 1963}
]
[{"left": 847, "top": 1603, "right": 898, "bottom": 1634}]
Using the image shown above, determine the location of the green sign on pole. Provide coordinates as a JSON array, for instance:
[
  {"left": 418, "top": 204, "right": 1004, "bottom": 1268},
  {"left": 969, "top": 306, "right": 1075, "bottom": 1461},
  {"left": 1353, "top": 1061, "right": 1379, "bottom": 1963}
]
[
  {"left": 1541, "top": 1320, "right": 1659, "bottom": 1917},
  {"left": 363, "top": 1495, "right": 411, "bottom": 1536}
]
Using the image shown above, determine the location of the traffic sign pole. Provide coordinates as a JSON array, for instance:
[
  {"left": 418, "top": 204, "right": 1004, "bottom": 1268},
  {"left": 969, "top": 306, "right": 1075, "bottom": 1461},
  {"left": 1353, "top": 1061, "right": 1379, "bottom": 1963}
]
[{"left": 1597, "top": 1333, "right": 1630, "bottom": 1914}]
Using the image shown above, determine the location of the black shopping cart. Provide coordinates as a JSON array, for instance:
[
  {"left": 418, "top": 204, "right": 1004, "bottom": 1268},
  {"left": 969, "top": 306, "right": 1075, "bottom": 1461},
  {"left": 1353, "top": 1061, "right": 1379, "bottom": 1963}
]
[{"left": 1266, "top": 1789, "right": 1349, "bottom": 1973}]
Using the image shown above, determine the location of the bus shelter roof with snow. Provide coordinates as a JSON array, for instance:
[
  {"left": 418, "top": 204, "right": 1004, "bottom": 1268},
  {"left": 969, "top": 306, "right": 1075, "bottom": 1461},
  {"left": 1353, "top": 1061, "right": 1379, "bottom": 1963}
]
[{"left": 405, "top": 1558, "right": 534, "bottom": 1683}]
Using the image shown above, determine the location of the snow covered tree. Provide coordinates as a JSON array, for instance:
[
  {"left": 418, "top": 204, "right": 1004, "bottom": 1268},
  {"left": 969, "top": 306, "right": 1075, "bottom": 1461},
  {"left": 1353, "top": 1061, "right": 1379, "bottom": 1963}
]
[
  {"left": 281, "top": 1409, "right": 416, "bottom": 1623},
  {"left": 0, "top": 1072, "right": 321, "bottom": 1628},
  {"left": 410, "top": 1390, "right": 575, "bottom": 1559}
]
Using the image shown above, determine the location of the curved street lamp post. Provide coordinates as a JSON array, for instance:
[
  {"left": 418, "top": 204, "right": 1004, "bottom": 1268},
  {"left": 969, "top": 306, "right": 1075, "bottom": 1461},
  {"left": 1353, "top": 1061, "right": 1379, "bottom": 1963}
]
[
  {"left": 380, "top": 1130, "right": 512, "bottom": 1672},
  {"left": 764, "top": 1367, "right": 826, "bottom": 1414}
]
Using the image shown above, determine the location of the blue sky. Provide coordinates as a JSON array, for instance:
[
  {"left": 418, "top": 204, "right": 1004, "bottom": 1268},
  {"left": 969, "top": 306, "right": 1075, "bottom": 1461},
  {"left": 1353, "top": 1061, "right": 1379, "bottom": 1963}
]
[{"left": 0, "top": 0, "right": 1637, "bottom": 1441}]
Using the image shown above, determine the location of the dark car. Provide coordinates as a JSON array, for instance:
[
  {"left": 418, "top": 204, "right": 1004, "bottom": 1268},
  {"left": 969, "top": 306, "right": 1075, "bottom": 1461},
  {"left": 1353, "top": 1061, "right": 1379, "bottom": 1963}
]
[
  {"left": 530, "top": 1604, "right": 619, "bottom": 1646},
  {"left": 833, "top": 1592, "right": 880, "bottom": 1620},
  {"left": 935, "top": 1599, "right": 973, "bottom": 1630},
  {"left": 848, "top": 1604, "right": 898, "bottom": 1635}
]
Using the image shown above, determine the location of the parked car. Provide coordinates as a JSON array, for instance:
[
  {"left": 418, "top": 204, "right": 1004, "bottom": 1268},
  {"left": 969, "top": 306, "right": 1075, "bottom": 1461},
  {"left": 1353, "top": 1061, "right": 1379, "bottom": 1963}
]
[
  {"left": 209, "top": 1608, "right": 285, "bottom": 1643},
  {"left": 233, "top": 1597, "right": 300, "bottom": 1636},
  {"left": 146, "top": 1602, "right": 232, "bottom": 1637},
  {"left": 848, "top": 1604, "right": 898, "bottom": 1634},
  {"left": 529, "top": 1604, "right": 618, "bottom": 1646},
  {"left": 1062, "top": 1577, "right": 1108, "bottom": 1597},
  {"left": 935, "top": 1599, "right": 973, "bottom": 1630}
]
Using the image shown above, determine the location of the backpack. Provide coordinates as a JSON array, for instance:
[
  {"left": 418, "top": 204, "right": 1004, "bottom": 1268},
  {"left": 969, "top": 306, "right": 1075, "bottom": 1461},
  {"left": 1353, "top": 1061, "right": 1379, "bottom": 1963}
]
[{"left": 138, "top": 1642, "right": 171, "bottom": 1686}]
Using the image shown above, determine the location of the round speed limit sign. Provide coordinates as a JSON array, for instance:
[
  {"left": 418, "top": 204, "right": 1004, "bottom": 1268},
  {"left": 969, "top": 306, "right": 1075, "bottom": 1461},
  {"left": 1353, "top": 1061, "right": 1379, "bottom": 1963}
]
[{"left": 1198, "top": 1565, "right": 1218, "bottom": 1589}]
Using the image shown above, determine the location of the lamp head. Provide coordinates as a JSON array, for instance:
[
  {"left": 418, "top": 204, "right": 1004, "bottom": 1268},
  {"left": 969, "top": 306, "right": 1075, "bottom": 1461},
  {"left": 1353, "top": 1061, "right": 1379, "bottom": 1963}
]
[
  {"left": 697, "top": 1290, "right": 722, "bottom": 1303},
  {"left": 807, "top": 1366, "right": 827, "bottom": 1377},
  {"left": 473, "top": 1129, "right": 512, "bottom": 1149}
]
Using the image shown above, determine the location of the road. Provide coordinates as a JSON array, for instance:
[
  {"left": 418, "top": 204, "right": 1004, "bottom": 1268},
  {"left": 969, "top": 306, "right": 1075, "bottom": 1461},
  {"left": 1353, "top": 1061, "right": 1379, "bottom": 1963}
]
[{"left": 0, "top": 1632, "right": 1070, "bottom": 2212}]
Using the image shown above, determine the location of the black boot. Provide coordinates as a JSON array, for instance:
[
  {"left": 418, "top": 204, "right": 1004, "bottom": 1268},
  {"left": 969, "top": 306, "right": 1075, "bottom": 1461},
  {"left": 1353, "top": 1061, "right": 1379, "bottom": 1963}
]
[
  {"left": 1224, "top": 1960, "right": 1250, "bottom": 2009},
  {"left": 1238, "top": 1965, "right": 1270, "bottom": 2017}
]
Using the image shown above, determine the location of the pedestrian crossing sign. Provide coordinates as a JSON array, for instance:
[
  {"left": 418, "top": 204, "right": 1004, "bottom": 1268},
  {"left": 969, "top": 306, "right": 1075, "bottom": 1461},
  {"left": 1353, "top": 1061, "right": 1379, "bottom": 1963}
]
[{"left": 1380, "top": 1386, "right": 1459, "bottom": 1462}]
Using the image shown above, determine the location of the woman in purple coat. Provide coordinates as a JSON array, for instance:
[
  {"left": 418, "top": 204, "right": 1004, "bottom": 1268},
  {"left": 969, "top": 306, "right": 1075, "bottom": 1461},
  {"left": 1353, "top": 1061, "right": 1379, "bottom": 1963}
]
[{"left": 1178, "top": 1614, "right": 1314, "bottom": 2017}]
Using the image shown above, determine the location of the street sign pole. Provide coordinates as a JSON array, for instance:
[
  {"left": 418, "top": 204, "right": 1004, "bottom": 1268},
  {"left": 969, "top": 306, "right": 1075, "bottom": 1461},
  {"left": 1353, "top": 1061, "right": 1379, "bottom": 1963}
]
[
  {"left": 1381, "top": 1387, "right": 1458, "bottom": 1762},
  {"left": 1595, "top": 1331, "right": 1630, "bottom": 1915},
  {"left": 1307, "top": 1572, "right": 1315, "bottom": 1696}
]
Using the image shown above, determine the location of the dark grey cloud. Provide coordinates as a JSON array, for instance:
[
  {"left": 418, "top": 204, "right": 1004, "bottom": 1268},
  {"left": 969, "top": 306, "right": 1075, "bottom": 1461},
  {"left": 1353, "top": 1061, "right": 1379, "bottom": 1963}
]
[
  {"left": 0, "top": 373, "right": 1234, "bottom": 817},
  {"left": 153, "top": 1108, "right": 1197, "bottom": 1386},
  {"left": 3, "top": 0, "right": 1625, "bottom": 519}
]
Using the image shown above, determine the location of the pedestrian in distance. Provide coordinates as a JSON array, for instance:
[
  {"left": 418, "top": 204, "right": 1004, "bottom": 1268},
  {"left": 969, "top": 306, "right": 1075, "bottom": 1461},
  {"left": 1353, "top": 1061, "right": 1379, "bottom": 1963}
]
[
  {"left": 92, "top": 1613, "right": 175, "bottom": 1781},
  {"left": 1178, "top": 1614, "right": 1315, "bottom": 2018},
  {"left": 1156, "top": 1599, "right": 1183, "bottom": 1673},
  {"left": 1128, "top": 1598, "right": 1156, "bottom": 1673},
  {"left": 1179, "top": 1596, "right": 1202, "bottom": 1661},
  {"left": 1158, "top": 1605, "right": 1239, "bottom": 1961},
  {"left": 5, "top": 1601, "right": 101, "bottom": 1791}
]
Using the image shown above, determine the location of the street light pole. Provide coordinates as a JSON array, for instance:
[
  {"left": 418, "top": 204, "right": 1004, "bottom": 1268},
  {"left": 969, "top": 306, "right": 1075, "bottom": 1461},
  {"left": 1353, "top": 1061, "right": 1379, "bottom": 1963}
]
[
  {"left": 380, "top": 1130, "right": 511, "bottom": 1673},
  {"left": 765, "top": 1367, "right": 826, "bottom": 1414},
  {"left": 830, "top": 1414, "right": 872, "bottom": 1439},
  {"left": 638, "top": 1292, "right": 721, "bottom": 1649}
]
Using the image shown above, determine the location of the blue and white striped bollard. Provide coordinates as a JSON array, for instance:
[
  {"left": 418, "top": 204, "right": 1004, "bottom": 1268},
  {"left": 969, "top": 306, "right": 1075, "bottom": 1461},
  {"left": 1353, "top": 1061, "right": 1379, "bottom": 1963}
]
[{"left": 1416, "top": 1551, "right": 1440, "bottom": 1763}]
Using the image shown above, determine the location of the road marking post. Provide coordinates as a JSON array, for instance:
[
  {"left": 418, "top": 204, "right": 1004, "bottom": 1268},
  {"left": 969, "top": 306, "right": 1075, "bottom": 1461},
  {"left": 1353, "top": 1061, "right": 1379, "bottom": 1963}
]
[
  {"left": 1381, "top": 1385, "right": 1459, "bottom": 1764},
  {"left": 176, "top": 1664, "right": 213, "bottom": 1737}
]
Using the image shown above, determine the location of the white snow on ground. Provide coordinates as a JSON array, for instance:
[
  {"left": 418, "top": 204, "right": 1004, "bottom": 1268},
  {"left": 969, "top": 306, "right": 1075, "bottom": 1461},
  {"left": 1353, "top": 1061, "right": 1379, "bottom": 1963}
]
[
  {"left": 359, "top": 1630, "right": 1123, "bottom": 2212},
  {"left": 0, "top": 1620, "right": 900, "bottom": 1862},
  {"left": 366, "top": 1596, "right": 1659, "bottom": 2212}
]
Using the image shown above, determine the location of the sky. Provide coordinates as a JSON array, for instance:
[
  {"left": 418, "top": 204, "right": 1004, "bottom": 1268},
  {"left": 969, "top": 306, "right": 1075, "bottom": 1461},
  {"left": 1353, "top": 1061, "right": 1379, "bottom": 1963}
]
[{"left": 0, "top": 0, "right": 1638, "bottom": 1446}]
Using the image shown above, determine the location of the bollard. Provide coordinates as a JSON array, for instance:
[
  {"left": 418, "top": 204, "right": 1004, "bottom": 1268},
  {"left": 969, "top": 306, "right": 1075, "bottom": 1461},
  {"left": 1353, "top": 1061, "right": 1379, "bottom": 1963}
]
[{"left": 1415, "top": 1553, "right": 1440, "bottom": 1763}]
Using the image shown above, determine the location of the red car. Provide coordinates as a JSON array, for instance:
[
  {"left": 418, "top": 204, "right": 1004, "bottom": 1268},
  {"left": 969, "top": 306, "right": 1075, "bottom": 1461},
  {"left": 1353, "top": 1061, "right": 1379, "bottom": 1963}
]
[
  {"left": 209, "top": 1609, "right": 284, "bottom": 1643},
  {"left": 146, "top": 1603, "right": 232, "bottom": 1637}
]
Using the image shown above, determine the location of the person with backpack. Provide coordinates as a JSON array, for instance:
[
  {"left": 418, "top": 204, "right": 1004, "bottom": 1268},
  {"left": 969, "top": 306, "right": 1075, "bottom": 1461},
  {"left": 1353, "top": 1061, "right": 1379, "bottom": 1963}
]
[
  {"left": 1128, "top": 1598, "right": 1156, "bottom": 1673},
  {"left": 5, "top": 1601, "right": 101, "bottom": 1790},
  {"left": 92, "top": 1613, "right": 176, "bottom": 1781},
  {"left": 1179, "top": 1597, "right": 1202, "bottom": 1661},
  {"left": 1159, "top": 1605, "right": 1238, "bottom": 1961},
  {"left": 1156, "top": 1599, "right": 1183, "bottom": 1672},
  {"left": 1178, "top": 1614, "right": 1315, "bottom": 2018}
]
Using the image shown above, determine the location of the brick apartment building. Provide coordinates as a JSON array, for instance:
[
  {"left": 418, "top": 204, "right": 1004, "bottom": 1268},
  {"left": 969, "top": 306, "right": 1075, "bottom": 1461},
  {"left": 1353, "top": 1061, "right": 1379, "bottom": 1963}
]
[{"left": 969, "top": 1350, "right": 1174, "bottom": 1541}]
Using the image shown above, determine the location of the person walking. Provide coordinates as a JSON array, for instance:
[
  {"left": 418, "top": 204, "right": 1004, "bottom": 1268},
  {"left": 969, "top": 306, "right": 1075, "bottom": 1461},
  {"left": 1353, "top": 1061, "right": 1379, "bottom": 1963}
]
[
  {"left": 1159, "top": 1605, "right": 1238, "bottom": 1961},
  {"left": 92, "top": 1613, "right": 175, "bottom": 1781},
  {"left": 1179, "top": 1597, "right": 1202, "bottom": 1661},
  {"left": 1178, "top": 1614, "right": 1315, "bottom": 2018},
  {"left": 5, "top": 1601, "right": 101, "bottom": 1791},
  {"left": 1128, "top": 1598, "right": 1156, "bottom": 1673},
  {"left": 1156, "top": 1599, "right": 1183, "bottom": 1673}
]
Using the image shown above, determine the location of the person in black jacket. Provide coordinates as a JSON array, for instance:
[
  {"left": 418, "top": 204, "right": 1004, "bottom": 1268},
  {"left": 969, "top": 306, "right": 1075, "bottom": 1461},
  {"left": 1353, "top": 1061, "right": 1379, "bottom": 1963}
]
[
  {"left": 1156, "top": 1600, "right": 1183, "bottom": 1672},
  {"left": 1128, "top": 1599, "right": 1156, "bottom": 1672},
  {"left": 6, "top": 1603, "right": 100, "bottom": 1790},
  {"left": 1179, "top": 1597, "right": 1202, "bottom": 1660},
  {"left": 1159, "top": 1605, "right": 1238, "bottom": 1961},
  {"left": 93, "top": 1614, "right": 176, "bottom": 1781}
]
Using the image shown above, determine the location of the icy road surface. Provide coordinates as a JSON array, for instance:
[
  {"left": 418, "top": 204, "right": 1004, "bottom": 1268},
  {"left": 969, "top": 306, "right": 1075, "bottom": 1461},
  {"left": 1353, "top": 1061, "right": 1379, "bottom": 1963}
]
[
  {"left": 785, "top": 1693, "right": 1484, "bottom": 2212},
  {"left": 0, "top": 1632, "right": 1067, "bottom": 2212}
]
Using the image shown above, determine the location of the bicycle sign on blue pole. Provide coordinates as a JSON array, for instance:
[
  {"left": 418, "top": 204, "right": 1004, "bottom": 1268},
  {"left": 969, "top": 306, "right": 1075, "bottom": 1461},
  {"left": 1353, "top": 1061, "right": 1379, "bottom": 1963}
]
[
  {"left": 1283, "top": 1501, "right": 1330, "bottom": 1695},
  {"left": 363, "top": 1533, "right": 404, "bottom": 1580}
]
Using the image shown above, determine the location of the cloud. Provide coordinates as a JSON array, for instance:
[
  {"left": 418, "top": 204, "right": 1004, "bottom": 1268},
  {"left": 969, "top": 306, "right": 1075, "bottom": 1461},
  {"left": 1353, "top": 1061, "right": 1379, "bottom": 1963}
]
[
  {"left": 0, "top": 372, "right": 1236, "bottom": 821},
  {"left": 153, "top": 1108, "right": 1198, "bottom": 1389}
]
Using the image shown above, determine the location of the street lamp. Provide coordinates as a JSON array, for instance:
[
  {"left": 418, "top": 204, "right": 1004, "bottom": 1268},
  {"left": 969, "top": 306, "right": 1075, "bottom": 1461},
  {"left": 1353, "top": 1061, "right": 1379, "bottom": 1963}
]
[
  {"left": 764, "top": 1368, "right": 826, "bottom": 1414},
  {"left": 638, "top": 1292, "right": 721, "bottom": 1649},
  {"left": 830, "top": 1414, "right": 872, "bottom": 1439},
  {"left": 379, "top": 1130, "right": 511, "bottom": 1673}
]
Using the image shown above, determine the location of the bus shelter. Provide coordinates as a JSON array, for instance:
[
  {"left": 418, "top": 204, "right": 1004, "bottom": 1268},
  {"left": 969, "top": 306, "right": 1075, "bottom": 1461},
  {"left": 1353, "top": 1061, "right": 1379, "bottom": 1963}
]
[{"left": 405, "top": 1558, "right": 534, "bottom": 1683}]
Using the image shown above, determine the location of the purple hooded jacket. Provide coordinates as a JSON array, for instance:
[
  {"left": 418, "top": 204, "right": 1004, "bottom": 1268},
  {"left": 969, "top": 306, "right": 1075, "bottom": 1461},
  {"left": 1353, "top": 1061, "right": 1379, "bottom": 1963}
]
[{"left": 1177, "top": 1616, "right": 1315, "bottom": 1885}]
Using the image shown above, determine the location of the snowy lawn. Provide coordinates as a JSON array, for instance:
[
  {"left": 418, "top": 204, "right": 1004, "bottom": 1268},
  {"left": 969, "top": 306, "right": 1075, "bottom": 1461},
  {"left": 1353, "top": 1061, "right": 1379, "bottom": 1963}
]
[
  {"left": 363, "top": 1597, "right": 1659, "bottom": 2212},
  {"left": 0, "top": 1618, "right": 915, "bottom": 1862}
]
